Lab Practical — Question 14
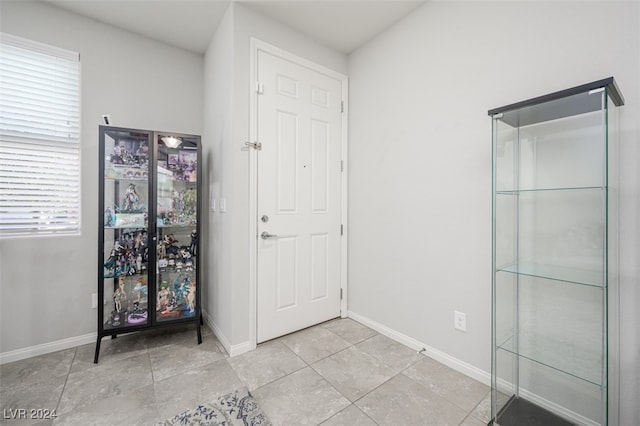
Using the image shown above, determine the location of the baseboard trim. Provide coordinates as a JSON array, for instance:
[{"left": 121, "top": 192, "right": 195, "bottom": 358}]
[
  {"left": 0, "top": 333, "right": 96, "bottom": 365},
  {"left": 347, "top": 310, "right": 490, "bottom": 386},
  {"left": 201, "top": 310, "right": 253, "bottom": 357}
]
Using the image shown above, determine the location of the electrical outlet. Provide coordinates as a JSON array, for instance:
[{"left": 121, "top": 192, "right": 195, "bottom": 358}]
[
  {"left": 454, "top": 310, "right": 467, "bottom": 332},
  {"left": 91, "top": 293, "right": 98, "bottom": 309}
]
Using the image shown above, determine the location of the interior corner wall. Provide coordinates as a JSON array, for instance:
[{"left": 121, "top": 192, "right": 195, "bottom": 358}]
[
  {"left": 203, "top": 2, "right": 348, "bottom": 350},
  {"left": 203, "top": 4, "right": 235, "bottom": 350},
  {"left": 347, "top": 2, "right": 639, "bottom": 424},
  {"left": 0, "top": 2, "right": 203, "bottom": 355}
]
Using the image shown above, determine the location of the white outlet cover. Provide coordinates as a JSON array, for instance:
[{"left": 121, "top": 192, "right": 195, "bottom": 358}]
[{"left": 454, "top": 310, "right": 466, "bottom": 332}]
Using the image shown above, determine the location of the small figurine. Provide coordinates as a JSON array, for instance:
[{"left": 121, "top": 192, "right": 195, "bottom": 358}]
[
  {"left": 163, "top": 234, "right": 179, "bottom": 257},
  {"left": 186, "top": 280, "right": 196, "bottom": 315},
  {"left": 157, "top": 285, "right": 171, "bottom": 310},
  {"left": 179, "top": 247, "right": 192, "bottom": 260},
  {"left": 111, "top": 311, "right": 121, "bottom": 327},
  {"left": 127, "top": 301, "right": 148, "bottom": 324},
  {"left": 157, "top": 240, "right": 166, "bottom": 259},
  {"left": 113, "top": 288, "right": 123, "bottom": 312},
  {"left": 133, "top": 277, "right": 148, "bottom": 303},
  {"left": 173, "top": 276, "right": 189, "bottom": 302},
  {"left": 104, "top": 241, "right": 125, "bottom": 269},
  {"left": 111, "top": 143, "right": 125, "bottom": 164},
  {"left": 136, "top": 141, "right": 148, "bottom": 159},
  {"left": 190, "top": 230, "right": 198, "bottom": 256},
  {"left": 121, "top": 183, "right": 140, "bottom": 212},
  {"left": 104, "top": 206, "right": 114, "bottom": 227},
  {"left": 183, "top": 162, "right": 195, "bottom": 181},
  {"left": 158, "top": 258, "right": 168, "bottom": 271}
]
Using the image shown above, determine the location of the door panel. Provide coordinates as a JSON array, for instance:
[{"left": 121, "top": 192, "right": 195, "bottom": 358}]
[
  {"left": 311, "top": 119, "right": 329, "bottom": 213},
  {"left": 257, "top": 50, "right": 343, "bottom": 343},
  {"left": 276, "top": 111, "right": 298, "bottom": 213},
  {"left": 276, "top": 237, "right": 298, "bottom": 310}
]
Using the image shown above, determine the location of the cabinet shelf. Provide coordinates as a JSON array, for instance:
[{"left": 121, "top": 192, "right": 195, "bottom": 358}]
[
  {"left": 104, "top": 167, "right": 149, "bottom": 181},
  {"left": 157, "top": 223, "right": 196, "bottom": 229},
  {"left": 497, "top": 332, "right": 602, "bottom": 387},
  {"left": 495, "top": 185, "right": 604, "bottom": 195},
  {"left": 496, "top": 261, "right": 603, "bottom": 288}
]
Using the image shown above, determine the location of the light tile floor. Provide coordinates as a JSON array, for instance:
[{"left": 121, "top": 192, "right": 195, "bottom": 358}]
[{"left": 0, "top": 318, "right": 491, "bottom": 426}]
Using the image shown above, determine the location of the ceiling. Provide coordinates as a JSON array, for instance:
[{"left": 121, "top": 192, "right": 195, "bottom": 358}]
[{"left": 42, "top": 0, "right": 426, "bottom": 54}]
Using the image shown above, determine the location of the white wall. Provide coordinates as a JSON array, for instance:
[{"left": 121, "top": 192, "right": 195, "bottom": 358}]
[
  {"left": 347, "top": 1, "right": 639, "bottom": 424},
  {"left": 203, "top": 4, "right": 235, "bottom": 351},
  {"left": 0, "top": 1, "right": 203, "bottom": 355},
  {"left": 202, "top": 2, "right": 347, "bottom": 352}
]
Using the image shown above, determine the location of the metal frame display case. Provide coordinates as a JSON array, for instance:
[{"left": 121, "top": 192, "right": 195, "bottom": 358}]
[
  {"left": 95, "top": 125, "right": 202, "bottom": 363},
  {"left": 489, "top": 78, "right": 624, "bottom": 426}
]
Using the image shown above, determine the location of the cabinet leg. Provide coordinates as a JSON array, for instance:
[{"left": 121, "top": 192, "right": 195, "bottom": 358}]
[
  {"left": 94, "top": 337, "right": 101, "bottom": 364},
  {"left": 196, "top": 320, "right": 202, "bottom": 345}
]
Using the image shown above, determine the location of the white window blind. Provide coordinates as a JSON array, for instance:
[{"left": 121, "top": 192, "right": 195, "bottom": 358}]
[{"left": 0, "top": 33, "right": 81, "bottom": 238}]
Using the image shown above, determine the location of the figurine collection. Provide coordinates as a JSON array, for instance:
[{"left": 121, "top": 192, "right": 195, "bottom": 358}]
[
  {"left": 166, "top": 149, "right": 197, "bottom": 182},
  {"left": 102, "top": 135, "right": 198, "bottom": 329},
  {"left": 104, "top": 139, "right": 149, "bottom": 180},
  {"left": 104, "top": 229, "right": 198, "bottom": 328}
]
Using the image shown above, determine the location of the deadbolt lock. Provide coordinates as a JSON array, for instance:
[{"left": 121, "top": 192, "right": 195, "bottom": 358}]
[{"left": 261, "top": 215, "right": 269, "bottom": 223}]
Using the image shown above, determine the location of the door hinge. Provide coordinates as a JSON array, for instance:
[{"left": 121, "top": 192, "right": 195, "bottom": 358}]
[
  {"left": 244, "top": 141, "right": 262, "bottom": 150},
  {"left": 340, "top": 224, "right": 343, "bottom": 236},
  {"left": 340, "top": 160, "right": 344, "bottom": 172},
  {"left": 341, "top": 100, "right": 344, "bottom": 113},
  {"left": 256, "top": 82, "right": 264, "bottom": 94},
  {"left": 340, "top": 288, "right": 343, "bottom": 300}
]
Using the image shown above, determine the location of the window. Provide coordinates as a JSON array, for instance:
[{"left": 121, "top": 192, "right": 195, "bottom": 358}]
[{"left": 0, "top": 33, "right": 81, "bottom": 238}]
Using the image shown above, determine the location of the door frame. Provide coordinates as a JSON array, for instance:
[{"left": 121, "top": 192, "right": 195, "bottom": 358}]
[{"left": 248, "top": 38, "right": 349, "bottom": 349}]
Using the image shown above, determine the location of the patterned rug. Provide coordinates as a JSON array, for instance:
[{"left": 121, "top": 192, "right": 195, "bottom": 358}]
[{"left": 157, "top": 387, "right": 271, "bottom": 426}]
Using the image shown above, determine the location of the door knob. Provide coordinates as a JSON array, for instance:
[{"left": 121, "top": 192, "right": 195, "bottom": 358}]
[{"left": 261, "top": 231, "right": 278, "bottom": 240}]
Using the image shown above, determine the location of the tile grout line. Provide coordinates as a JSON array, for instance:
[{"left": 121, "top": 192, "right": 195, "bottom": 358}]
[
  {"left": 52, "top": 347, "right": 78, "bottom": 422},
  {"left": 405, "top": 356, "right": 491, "bottom": 419},
  {"left": 309, "top": 327, "right": 390, "bottom": 425}
]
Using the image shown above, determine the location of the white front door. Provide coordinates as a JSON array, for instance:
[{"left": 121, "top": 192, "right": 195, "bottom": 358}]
[{"left": 256, "top": 48, "right": 344, "bottom": 343}]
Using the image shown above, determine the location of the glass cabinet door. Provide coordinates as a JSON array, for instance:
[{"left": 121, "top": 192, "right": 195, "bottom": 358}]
[
  {"left": 154, "top": 133, "right": 199, "bottom": 323},
  {"left": 100, "top": 128, "right": 151, "bottom": 330}
]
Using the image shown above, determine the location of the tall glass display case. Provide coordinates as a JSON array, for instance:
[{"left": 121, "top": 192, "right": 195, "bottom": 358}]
[
  {"left": 96, "top": 126, "right": 202, "bottom": 363},
  {"left": 489, "top": 78, "right": 624, "bottom": 426}
]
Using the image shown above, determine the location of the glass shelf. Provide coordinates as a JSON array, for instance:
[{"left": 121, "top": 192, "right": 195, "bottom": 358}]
[
  {"left": 495, "top": 185, "right": 604, "bottom": 195},
  {"left": 497, "top": 332, "right": 602, "bottom": 387},
  {"left": 157, "top": 223, "right": 197, "bottom": 229},
  {"left": 496, "top": 261, "right": 603, "bottom": 288}
]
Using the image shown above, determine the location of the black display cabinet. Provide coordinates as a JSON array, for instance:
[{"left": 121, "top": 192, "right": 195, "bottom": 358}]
[{"left": 95, "top": 125, "right": 202, "bottom": 363}]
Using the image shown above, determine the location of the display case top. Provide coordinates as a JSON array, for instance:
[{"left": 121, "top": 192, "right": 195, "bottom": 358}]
[{"left": 488, "top": 77, "right": 624, "bottom": 127}]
